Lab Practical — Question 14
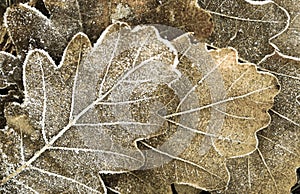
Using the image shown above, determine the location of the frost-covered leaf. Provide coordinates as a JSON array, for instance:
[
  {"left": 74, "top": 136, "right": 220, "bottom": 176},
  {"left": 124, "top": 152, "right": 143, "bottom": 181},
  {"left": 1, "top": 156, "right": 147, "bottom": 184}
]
[
  {"left": 44, "top": 0, "right": 214, "bottom": 42},
  {"left": 217, "top": 52, "right": 300, "bottom": 194},
  {"left": 271, "top": 0, "right": 300, "bottom": 58},
  {"left": 0, "top": 52, "right": 22, "bottom": 94},
  {"left": 101, "top": 33, "right": 279, "bottom": 193},
  {"left": 0, "top": 0, "right": 28, "bottom": 53},
  {"left": 4, "top": 3, "right": 68, "bottom": 62},
  {"left": 4, "top": 0, "right": 213, "bottom": 62},
  {"left": 43, "top": 0, "right": 110, "bottom": 43},
  {"left": 171, "top": 36, "right": 279, "bottom": 158},
  {"left": 5, "top": 0, "right": 111, "bottom": 61},
  {"left": 198, "top": 0, "right": 289, "bottom": 63},
  {"left": 0, "top": 23, "right": 181, "bottom": 193},
  {"left": 0, "top": 52, "right": 23, "bottom": 128}
]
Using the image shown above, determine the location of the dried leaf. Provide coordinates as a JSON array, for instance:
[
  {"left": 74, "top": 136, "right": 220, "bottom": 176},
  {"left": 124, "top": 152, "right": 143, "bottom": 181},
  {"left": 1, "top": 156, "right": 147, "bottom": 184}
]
[
  {"left": 198, "top": 0, "right": 289, "bottom": 63},
  {"left": 0, "top": 1, "right": 31, "bottom": 128},
  {"left": 4, "top": 3, "right": 68, "bottom": 62},
  {"left": 4, "top": 1, "right": 213, "bottom": 62},
  {"left": 0, "top": 0, "right": 299, "bottom": 193},
  {"left": 0, "top": 0, "right": 28, "bottom": 53},
  {"left": 174, "top": 36, "right": 279, "bottom": 158},
  {"left": 101, "top": 33, "right": 279, "bottom": 193},
  {"left": 217, "top": 52, "right": 300, "bottom": 194},
  {"left": 43, "top": 0, "right": 110, "bottom": 43},
  {"left": 0, "top": 52, "right": 22, "bottom": 92},
  {"left": 125, "top": 0, "right": 213, "bottom": 41},
  {"left": 0, "top": 52, "right": 23, "bottom": 128},
  {"left": 44, "top": 0, "right": 214, "bottom": 42},
  {"left": 271, "top": 0, "right": 300, "bottom": 58},
  {"left": 186, "top": 1, "right": 300, "bottom": 192},
  {"left": 0, "top": 23, "right": 182, "bottom": 193}
]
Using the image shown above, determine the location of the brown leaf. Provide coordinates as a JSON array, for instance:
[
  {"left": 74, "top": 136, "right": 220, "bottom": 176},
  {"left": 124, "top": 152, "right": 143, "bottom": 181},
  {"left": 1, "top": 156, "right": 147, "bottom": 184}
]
[
  {"left": 0, "top": 0, "right": 29, "bottom": 53},
  {"left": 1, "top": 23, "right": 182, "bottom": 193},
  {"left": 4, "top": 3, "right": 68, "bottom": 62},
  {"left": 43, "top": 0, "right": 110, "bottom": 43},
  {"left": 1, "top": 32, "right": 102, "bottom": 193},
  {"left": 125, "top": 0, "right": 213, "bottom": 41},
  {"left": 217, "top": 52, "right": 300, "bottom": 194},
  {"left": 198, "top": 0, "right": 289, "bottom": 63},
  {"left": 271, "top": 0, "right": 300, "bottom": 58},
  {"left": 4, "top": 1, "right": 213, "bottom": 62},
  {"left": 102, "top": 142, "right": 228, "bottom": 193},
  {"left": 0, "top": 52, "right": 23, "bottom": 128},
  {"left": 101, "top": 33, "right": 279, "bottom": 193}
]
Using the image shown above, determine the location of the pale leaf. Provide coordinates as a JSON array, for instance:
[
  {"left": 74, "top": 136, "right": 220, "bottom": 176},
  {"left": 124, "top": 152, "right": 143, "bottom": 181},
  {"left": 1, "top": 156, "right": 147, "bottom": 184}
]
[
  {"left": 0, "top": 23, "right": 179, "bottom": 193},
  {"left": 101, "top": 33, "right": 279, "bottom": 193},
  {"left": 217, "top": 52, "right": 300, "bottom": 194}
]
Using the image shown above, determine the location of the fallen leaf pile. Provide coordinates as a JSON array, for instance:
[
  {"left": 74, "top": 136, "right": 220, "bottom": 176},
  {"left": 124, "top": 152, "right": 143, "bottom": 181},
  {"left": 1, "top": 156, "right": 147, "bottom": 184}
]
[{"left": 0, "top": 0, "right": 299, "bottom": 193}]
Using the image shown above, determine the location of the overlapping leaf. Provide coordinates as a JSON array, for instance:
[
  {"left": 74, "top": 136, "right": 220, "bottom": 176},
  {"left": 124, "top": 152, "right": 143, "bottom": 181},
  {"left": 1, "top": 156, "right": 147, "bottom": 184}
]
[
  {"left": 0, "top": 0, "right": 29, "bottom": 53},
  {"left": 199, "top": 1, "right": 300, "bottom": 193},
  {"left": 198, "top": 0, "right": 289, "bottom": 63},
  {"left": 272, "top": 0, "right": 300, "bottom": 58},
  {"left": 2, "top": 0, "right": 213, "bottom": 128},
  {"left": 101, "top": 33, "right": 279, "bottom": 193},
  {"left": 5, "top": 3, "right": 68, "bottom": 62},
  {"left": 0, "top": 1, "right": 45, "bottom": 128},
  {"left": 0, "top": 52, "right": 23, "bottom": 128},
  {"left": 4, "top": 1, "right": 213, "bottom": 62},
  {"left": 0, "top": 1, "right": 296, "bottom": 193},
  {"left": 125, "top": 0, "right": 213, "bottom": 41},
  {"left": 0, "top": 23, "right": 183, "bottom": 193},
  {"left": 216, "top": 52, "right": 300, "bottom": 194}
]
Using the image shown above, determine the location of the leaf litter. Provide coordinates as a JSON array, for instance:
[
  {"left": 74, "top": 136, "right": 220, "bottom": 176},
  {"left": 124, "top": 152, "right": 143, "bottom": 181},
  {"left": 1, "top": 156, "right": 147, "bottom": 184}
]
[
  {"left": 4, "top": 0, "right": 213, "bottom": 62},
  {"left": 0, "top": 21, "right": 280, "bottom": 193},
  {"left": 197, "top": 0, "right": 300, "bottom": 193},
  {"left": 1, "top": 0, "right": 213, "bottom": 131},
  {"left": 198, "top": 0, "right": 289, "bottom": 63},
  {"left": 102, "top": 31, "right": 279, "bottom": 193},
  {"left": 0, "top": 0, "right": 299, "bottom": 193},
  {"left": 1, "top": 22, "right": 182, "bottom": 193}
]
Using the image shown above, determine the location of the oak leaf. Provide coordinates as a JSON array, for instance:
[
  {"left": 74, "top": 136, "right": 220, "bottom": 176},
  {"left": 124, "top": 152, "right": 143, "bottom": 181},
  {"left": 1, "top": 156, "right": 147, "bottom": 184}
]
[
  {"left": 199, "top": 1, "right": 300, "bottom": 192},
  {"left": 271, "top": 0, "right": 300, "bottom": 58},
  {"left": 101, "top": 33, "right": 279, "bottom": 193},
  {"left": 0, "top": 23, "right": 181, "bottom": 193},
  {"left": 4, "top": 1, "right": 213, "bottom": 62},
  {"left": 198, "top": 0, "right": 289, "bottom": 63},
  {"left": 217, "top": 52, "right": 300, "bottom": 194},
  {"left": 1, "top": 0, "right": 213, "bottom": 132}
]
